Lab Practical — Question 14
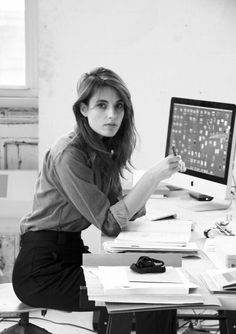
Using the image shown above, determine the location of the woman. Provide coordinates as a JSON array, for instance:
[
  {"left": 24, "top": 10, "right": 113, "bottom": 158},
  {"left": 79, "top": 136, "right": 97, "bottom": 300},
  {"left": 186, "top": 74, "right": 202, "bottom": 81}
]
[{"left": 12, "top": 67, "right": 184, "bottom": 333}]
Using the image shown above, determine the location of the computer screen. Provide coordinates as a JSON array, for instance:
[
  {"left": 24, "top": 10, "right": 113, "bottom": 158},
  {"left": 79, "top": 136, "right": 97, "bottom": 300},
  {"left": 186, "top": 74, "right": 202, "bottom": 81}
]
[{"left": 165, "top": 97, "right": 236, "bottom": 210}]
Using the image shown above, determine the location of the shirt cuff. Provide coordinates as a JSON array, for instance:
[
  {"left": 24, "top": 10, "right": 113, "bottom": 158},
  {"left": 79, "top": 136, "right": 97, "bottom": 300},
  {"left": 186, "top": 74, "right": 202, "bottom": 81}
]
[{"left": 109, "top": 199, "right": 129, "bottom": 230}]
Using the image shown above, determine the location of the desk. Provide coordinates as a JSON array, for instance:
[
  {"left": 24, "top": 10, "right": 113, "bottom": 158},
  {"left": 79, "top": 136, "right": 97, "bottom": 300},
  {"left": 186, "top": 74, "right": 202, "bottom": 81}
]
[
  {"left": 144, "top": 189, "right": 236, "bottom": 310},
  {"left": 96, "top": 190, "right": 236, "bottom": 333},
  {"left": 146, "top": 190, "right": 236, "bottom": 334}
]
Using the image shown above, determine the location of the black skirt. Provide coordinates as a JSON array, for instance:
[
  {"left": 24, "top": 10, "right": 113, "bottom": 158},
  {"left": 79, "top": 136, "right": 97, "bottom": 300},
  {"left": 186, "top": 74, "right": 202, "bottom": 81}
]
[{"left": 12, "top": 230, "right": 88, "bottom": 311}]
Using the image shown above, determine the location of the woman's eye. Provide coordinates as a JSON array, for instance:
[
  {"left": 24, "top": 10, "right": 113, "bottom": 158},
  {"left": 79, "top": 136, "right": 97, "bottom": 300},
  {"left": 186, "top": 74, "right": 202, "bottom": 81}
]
[
  {"left": 116, "top": 103, "right": 124, "bottom": 111},
  {"left": 97, "top": 103, "right": 107, "bottom": 110}
]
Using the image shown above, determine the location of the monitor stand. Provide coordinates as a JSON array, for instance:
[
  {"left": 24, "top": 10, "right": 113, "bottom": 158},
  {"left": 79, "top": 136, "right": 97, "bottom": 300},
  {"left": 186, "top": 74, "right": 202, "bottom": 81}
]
[
  {"left": 188, "top": 192, "right": 232, "bottom": 212},
  {"left": 189, "top": 191, "right": 213, "bottom": 202}
]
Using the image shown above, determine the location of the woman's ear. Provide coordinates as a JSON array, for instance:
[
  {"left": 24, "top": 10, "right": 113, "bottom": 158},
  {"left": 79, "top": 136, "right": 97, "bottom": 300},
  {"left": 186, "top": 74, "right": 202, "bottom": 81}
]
[{"left": 80, "top": 103, "right": 88, "bottom": 117}]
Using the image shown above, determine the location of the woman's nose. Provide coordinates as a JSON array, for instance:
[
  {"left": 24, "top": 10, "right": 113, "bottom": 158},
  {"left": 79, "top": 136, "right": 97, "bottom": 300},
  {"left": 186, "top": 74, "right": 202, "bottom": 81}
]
[{"left": 107, "top": 106, "right": 115, "bottom": 118}]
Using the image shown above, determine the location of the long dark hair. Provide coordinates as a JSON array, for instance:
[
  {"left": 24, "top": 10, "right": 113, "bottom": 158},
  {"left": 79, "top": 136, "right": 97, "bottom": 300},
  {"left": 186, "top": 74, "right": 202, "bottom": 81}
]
[{"left": 72, "top": 67, "right": 137, "bottom": 193}]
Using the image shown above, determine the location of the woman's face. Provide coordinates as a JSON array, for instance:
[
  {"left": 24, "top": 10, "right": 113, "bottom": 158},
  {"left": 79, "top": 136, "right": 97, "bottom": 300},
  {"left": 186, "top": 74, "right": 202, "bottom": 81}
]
[{"left": 80, "top": 86, "right": 125, "bottom": 137}]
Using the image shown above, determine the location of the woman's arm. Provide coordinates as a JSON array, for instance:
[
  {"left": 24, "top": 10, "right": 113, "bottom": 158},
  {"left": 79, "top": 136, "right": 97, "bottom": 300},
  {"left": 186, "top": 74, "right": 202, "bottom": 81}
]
[
  {"left": 54, "top": 147, "right": 184, "bottom": 237},
  {"left": 123, "top": 155, "right": 183, "bottom": 219}
]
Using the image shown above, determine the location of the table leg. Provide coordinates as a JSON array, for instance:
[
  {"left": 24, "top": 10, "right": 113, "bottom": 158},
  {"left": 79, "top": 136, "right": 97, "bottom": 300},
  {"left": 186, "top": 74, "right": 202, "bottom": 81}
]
[{"left": 106, "top": 313, "right": 133, "bottom": 334}]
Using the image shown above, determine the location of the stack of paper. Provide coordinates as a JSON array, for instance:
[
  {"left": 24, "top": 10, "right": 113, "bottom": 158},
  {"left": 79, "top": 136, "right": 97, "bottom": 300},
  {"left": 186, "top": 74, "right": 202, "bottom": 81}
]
[
  {"left": 201, "top": 268, "right": 236, "bottom": 294},
  {"left": 203, "top": 237, "right": 236, "bottom": 268},
  {"left": 103, "top": 220, "right": 199, "bottom": 254},
  {"left": 83, "top": 265, "right": 204, "bottom": 305}
]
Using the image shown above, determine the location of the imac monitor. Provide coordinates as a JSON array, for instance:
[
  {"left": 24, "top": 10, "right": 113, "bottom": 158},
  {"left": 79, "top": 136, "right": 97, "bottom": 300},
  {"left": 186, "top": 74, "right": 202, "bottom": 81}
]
[{"left": 165, "top": 97, "right": 236, "bottom": 210}]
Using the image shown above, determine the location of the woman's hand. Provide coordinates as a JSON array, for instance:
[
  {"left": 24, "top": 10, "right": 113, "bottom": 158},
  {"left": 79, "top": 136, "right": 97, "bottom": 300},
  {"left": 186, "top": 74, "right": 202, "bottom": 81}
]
[
  {"left": 122, "top": 154, "right": 186, "bottom": 220},
  {"left": 149, "top": 154, "right": 186, "bottom": 181},
  {"left": 178, "top": 155, "right": 186, "bottom": 173}
]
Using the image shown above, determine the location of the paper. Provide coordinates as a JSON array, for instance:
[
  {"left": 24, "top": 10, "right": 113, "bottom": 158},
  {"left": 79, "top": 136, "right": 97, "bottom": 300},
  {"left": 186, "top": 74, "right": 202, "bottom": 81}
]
[
  {"left": 118, "top": 220, "right": 192, "bottom": 246},
  {"left": 88, "top": 293, "right": 204, "bottom": 304},
  {"left": 105, "top": 294, "right": 221, "bottom": 313},
  {"left": 125, "top": 219, "right": 192, "bottom": 232},
  {"left": 96, "top": 266, "right": 197, "bottom": 295},
  {"left": 205, "top": 268, "right": 236, "bottom": 291},
  {"left": 82, "top": 266, "right": 201, "bottom": 305},
  {"left": 115, "top": 232, "right": 186, "bottom": 246},
  {"left": 103, "top": 240, "right": 199, "bottom": 254},
  {"left": 203, "top": 238, "right": 230, "bottom": 269},
  {"left": 127, "top": 266, "right": 183, "bottom": 283},
  {"left": 116, "top": 231, "right": 188, "bottom": 246}
]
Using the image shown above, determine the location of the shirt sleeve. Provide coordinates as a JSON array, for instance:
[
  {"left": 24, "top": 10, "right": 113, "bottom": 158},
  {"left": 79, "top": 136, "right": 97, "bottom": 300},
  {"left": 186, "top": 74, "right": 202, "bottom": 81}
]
[
  {"left": 53, "top": 147, "right": 129, "bottom": 236},
  {"left": 130, "top": 205, "right": 146, "bottom": 220}
]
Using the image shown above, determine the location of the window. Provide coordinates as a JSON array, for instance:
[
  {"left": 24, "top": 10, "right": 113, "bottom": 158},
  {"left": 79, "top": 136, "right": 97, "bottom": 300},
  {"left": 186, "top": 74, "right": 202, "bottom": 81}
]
[
  {"left": 0, "top": 0, "right": 38, "bottom": 107},
  {"left": 0, "top": 0, "right": 38, "bottom": 170}
]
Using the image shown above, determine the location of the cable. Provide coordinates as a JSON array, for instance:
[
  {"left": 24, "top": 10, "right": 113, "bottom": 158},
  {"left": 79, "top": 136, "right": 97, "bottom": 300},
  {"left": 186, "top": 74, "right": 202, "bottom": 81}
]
[
  {"left": 177, "top": 320, "right": 192, "bottom": 330},
  {"left": 177, "top": 309, "right": 220, "bottom": 333},
  {"left": 0, "top": 316, "right": 96, "bottom": 333},
  {"left": 0, "top": 319, "right": 18, "bottom": 324},
  {"left": 30, "top": 317, "right": 97, "bottom": 332}
]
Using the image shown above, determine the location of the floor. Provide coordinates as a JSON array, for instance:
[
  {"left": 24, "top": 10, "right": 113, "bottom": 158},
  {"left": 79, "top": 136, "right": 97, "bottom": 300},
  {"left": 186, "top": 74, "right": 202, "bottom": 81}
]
[
  {"left": 0, "top": 309, "right": 219, "bottom": 334},
  {"left": 0, "top": 310, "right": 95, "bottom": 334}
]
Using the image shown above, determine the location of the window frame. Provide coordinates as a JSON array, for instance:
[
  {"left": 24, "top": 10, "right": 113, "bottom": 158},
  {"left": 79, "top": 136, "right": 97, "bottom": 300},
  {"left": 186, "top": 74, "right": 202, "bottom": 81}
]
[{"left": 0, "top": 0, "right": 38, "bottom": 108}]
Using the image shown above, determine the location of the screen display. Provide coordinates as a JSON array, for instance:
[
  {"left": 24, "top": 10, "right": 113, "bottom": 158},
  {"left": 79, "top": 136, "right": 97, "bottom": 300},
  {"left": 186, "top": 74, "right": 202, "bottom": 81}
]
[{"left": 166, "top": 98, "right": 236, "bottom": 184}]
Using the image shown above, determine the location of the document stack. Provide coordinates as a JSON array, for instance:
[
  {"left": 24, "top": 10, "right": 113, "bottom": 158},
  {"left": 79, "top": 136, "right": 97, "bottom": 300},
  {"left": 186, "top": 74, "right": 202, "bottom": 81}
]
[
  {"left": 103, "top": 220, "right": 199, "bottom": 254},
  {"left": 203, "top": 236, "right": 236, "bottom": 268},
  {"left": 201, "top": 268, "right": 236, "bottom": 294},
  {"left": 83, "top": 265, "right": 204, "bottom": 305}
]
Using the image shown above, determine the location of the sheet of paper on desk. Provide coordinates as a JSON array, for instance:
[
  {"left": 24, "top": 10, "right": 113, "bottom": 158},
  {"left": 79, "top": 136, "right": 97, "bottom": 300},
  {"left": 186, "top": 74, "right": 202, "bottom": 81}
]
[
  {"left": 103, "top": 240, "right": 199, "bottom": 254},
  {"left": 105, "top": 293, "right": 221, "bottom": 313},
  {"left": 201, "top": 268, "right": 236, "bottom": 293},
  {"left": 97, "top": 266, "right": 197, "bottom": 294},
  {"left": 202, "top": 238, "right": 236, "bottom": 269},
  {"left": 127, "top": 266, "right": 185, "bottom": 283},
  {"left": 116, "top": 232, "right": 187, "bottom": 246},
  {"left": 89, "top": 292, "right": 204, "bottom": 305},
  {"left": 117, "top": 220, "right": 192, "bottom": 246},
  {"left": 125, "top": 220, "right": 192, "bottom": 239}
]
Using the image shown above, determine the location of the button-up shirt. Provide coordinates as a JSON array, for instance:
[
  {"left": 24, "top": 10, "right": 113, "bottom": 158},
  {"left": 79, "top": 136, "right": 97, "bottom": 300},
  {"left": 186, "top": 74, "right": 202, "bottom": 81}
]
[{"left": 20, "top": 131, "right": 136, "bottom": 236}]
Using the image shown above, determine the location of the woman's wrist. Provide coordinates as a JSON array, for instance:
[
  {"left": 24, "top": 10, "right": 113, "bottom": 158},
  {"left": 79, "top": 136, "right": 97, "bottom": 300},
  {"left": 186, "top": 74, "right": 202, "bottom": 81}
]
[
  {"left": 142, "top": 168, "right": 162, "bottom": 188},
  {"left": 123, "top": 170, "right": 161, "bottom": 219}
]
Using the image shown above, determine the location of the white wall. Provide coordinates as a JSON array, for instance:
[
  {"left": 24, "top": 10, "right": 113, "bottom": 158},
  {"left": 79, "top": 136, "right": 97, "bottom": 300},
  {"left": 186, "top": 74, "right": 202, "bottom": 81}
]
[
  {"left": 38, "top": 0, "right": 236, "bottom": 168},
  {"left": 38, "top": 0, "right": 236, "bottom": 250}
]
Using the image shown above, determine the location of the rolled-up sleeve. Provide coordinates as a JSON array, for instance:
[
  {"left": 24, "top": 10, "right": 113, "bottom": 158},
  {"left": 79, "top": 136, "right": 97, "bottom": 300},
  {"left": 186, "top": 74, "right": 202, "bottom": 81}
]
[
  {"left": 104, "top": 193, "right": 146, "bottom": 236},
  {"left": 102, "top": 199, "right": 130, "bottom": 236}
]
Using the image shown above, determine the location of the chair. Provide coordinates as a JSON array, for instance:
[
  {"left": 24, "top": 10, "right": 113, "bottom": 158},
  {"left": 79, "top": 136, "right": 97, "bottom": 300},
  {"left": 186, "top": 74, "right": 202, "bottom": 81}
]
[
  {"left": 0, "top": 283, "right": 50, "bottom": 333},
  {"left": 0, "top": 283, "right": 108, "bottom": 334}
]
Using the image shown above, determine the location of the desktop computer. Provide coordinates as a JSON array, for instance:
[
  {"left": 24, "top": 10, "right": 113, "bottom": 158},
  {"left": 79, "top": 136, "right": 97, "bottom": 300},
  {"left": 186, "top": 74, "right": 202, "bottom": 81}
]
[{"left": 165, "top": 97, "right": 236, "bottom": 211}]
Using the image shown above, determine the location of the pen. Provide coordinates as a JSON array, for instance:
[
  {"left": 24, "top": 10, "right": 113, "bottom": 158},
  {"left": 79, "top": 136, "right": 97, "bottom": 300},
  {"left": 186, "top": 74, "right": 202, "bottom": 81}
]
[{"left": 172, "top": 146, "right": 177, "bottom": 156}]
